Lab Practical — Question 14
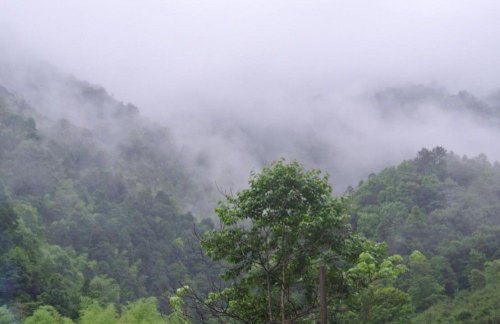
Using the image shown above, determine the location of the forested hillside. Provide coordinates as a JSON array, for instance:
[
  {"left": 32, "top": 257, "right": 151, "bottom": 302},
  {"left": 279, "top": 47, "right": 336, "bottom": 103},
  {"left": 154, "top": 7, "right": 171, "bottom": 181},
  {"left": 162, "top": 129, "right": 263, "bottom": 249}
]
[
  {"left": 351, "top": 147, "right": 500, "bottom": 322},
  {"left": 2, "top": 1, "right": 500, "bottom": 322},
  {"left": 1, "top": 64, "right": 500, "bottom": 323},
  {"left": 0, "top": 77, "right": 219, "bottom": 322}
]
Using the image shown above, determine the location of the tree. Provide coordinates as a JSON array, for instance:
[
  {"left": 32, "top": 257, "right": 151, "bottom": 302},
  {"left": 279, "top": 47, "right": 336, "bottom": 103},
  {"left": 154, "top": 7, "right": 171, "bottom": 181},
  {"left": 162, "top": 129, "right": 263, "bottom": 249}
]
[
  {"left": 201, "top": 160, "right": 359, "bottom": 323},
  {"left": 118, "top": 297, "right": 164, "bottom": 324},
  {"left": 0, "top": 306, "right": 17, "bottom": 324},
  {"left": 79, "top": 301, "right": 117, "bottom": 324},
  {"left": 407, "top": 251, "right": 445, "bottom": 312},
  {"left": 87, "top": 275, "right": 121, "bottom": 306},
  {"left": 341, "top": 248, "right": 413, "bottom": 323},
  {"left": 24, "top": 306, "right": 73, "bottom": 324},
  {"left": 165, "top": 286, "right": 191, "bottom": 324}
]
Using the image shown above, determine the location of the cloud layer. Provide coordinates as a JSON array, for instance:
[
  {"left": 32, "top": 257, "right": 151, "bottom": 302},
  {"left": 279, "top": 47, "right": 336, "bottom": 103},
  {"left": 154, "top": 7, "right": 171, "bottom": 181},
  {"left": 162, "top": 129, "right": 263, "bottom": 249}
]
[{"left": 2, "top": 1, "right": 500, "bottom": 196}]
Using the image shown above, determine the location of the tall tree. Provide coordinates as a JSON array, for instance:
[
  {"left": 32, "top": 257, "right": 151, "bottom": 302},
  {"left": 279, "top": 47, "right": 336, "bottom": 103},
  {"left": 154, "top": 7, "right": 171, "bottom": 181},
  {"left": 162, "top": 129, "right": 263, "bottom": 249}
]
[{"left": 201, "top": 160, "right": 360, "bottom": 323}]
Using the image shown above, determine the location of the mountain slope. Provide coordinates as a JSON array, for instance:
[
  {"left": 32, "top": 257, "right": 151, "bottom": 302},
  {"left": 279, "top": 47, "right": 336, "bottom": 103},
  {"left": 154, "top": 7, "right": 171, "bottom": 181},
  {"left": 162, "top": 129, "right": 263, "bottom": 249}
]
[
  {"left": 0, "top": 70, "right": 217, "bottom": 319},
  {"left": 351, "top": 147, "right": 500, "bottom": 320}
]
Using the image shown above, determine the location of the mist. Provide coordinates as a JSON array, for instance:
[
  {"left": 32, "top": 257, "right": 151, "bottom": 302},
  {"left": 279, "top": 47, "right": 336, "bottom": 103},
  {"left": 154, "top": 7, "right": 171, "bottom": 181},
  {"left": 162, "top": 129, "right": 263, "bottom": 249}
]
[{"left": 2, "top": 1, "right": 500, "bottom": 198}]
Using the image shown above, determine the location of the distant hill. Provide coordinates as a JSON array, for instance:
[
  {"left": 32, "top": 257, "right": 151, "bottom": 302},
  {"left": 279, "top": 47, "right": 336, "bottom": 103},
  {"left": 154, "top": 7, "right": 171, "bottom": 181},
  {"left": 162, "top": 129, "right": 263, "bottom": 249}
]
[
  {"left": 0, "top": 67, "right": 218, "bottom": 320},
  {"left": 351, "top": 147, "right": 500, "bottom": 321}
]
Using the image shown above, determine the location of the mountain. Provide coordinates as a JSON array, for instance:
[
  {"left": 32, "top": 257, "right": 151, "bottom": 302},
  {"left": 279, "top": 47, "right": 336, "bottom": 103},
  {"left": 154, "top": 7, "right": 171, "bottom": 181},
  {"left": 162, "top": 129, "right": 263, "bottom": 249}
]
[
  {"left": 0, "top": 66, "right": 218, "bottom": 320},
  {"left": 351, "top": 147, "right": 500, "bottom": 321}
]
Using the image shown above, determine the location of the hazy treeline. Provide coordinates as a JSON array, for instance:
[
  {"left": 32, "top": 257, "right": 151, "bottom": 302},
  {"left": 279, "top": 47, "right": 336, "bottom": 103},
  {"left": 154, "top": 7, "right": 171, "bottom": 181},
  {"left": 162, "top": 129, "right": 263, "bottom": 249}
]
[{"left": 165, "top": 81, "right": 500, "bottom": 199}]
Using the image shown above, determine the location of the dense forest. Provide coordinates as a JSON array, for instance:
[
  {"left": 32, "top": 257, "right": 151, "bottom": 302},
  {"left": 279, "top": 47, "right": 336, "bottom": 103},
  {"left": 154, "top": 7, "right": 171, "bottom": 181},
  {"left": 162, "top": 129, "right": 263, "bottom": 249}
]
[
  {"left": 0, "top": 66, "right": 500, "bottom": 323},
  {"left": 0, "top": 74, "right": 219, "bottom": 322},
  {"left": 351, "top": 147, "right": 500, "bottom": 322}
]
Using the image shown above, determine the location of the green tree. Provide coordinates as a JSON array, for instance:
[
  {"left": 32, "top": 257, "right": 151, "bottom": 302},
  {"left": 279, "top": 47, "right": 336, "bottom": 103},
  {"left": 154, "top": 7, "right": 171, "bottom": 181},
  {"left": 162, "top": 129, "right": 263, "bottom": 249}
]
[
  {"left": 407, "top": 251, "right": 445, "bottom": 312},
  {"left": 165, "top": 286, "right": 190, "bottom": 324},
  {"left": 24, "top": 306, "right": 73, "bottom": 324},
  {"left": 201, "top": 160, "right": 360, "bottom": 323},
  {"left": 118, "top": 297, "right": 164, "bottom": 324},
  {"left": 87, "top": 275, "right": 121, "bottom": 306},
  {"left": 414, "top": 260, "right": 500, "bottom": 323},
  {"left": 79, "top": 301, "right": 117, "bottom": 324},
  {"left": 343, "top": 287, "right": 413, "bottom": 324},
  {"left": 0, "top": 306, "right": 17, "bottom": 324},
  {"left": 341, "top": 248, "right": 413, "bottom": 323}
]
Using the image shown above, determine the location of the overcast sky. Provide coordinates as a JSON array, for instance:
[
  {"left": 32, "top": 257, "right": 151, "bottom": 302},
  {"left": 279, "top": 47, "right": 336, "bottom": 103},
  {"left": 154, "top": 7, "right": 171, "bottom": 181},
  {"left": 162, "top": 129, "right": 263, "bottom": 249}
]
[
  {"left": 2, "top": 1, "right": 500, "bottom": 115},
  {"left": 3, "top": 1, "right": 500, "bottom": 197}
]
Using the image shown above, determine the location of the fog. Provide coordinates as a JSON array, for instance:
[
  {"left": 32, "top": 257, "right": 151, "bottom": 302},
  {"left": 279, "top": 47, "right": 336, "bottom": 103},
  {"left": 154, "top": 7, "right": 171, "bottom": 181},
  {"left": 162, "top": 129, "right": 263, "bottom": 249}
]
[{"left": 2, "top": 1, "right": 500, "bottom": 194}]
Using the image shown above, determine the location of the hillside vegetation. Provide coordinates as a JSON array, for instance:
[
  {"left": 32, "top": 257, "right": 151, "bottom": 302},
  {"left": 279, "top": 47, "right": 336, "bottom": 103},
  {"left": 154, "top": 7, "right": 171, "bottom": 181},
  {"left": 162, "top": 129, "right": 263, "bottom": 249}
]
[
  {"left": 352, "top": 147, "right": 500, "bottom": 322},
  {"left": 0, "top": 80, "right": 218, "bottom": 321},
  {"left": 0, "top": 68, "right": 499, "bottom": 322}
]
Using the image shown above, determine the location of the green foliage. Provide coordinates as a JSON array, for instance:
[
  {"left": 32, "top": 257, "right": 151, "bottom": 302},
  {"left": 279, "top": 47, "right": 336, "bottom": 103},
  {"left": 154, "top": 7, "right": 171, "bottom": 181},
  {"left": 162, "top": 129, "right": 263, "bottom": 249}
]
[
  {"left": 3, "top": 68, "right": 500, "bottom": 322},
  {"left": 341, "top": 286, "right": 413, "bottom": 324},
  {"left": 29, "top": 297, "right": 170, "bottom": 324},
  {"left": 467, "top": 269, "right": 485, "bottom": 290},
  {"left": 118, "top": 297, "right": 164, "bottom": 324},
  {"left": 87, "top": 275, "right": 121, "bottom": 306},
  {"left": 352, "top": 147, "right": 500, "bottom": 319},
  {"left": 407, "top": 251, "right": 445, "bottom": 312},
  {"left": 0, "top": 84, "right": 218, "bottom": 320},
  {"left": 202, "top": 160, "right": 372, "bottom": 322},
  {"left": 414, "top": 260, "right": 500, "bottom": 323},
  {"left": 79, "top": 302, "right": 117, "bottom": 324},
  {"left": 346, "top": 245, "right": 407, "bottom": 289},
  {"left": 338, "top": 244, "right": 413, "bottom": 323},
  {"left": 165, "top": 286, "right": 190, "bottom": 324},
  {"left": 36, "top": 245, "right": 87, "bottom": 318},
  {"left": 0, "top": 306, "right": 17, "bottom": 324},
  {"left": 24, "top": 306, "right": 74, "bottom": 324}
]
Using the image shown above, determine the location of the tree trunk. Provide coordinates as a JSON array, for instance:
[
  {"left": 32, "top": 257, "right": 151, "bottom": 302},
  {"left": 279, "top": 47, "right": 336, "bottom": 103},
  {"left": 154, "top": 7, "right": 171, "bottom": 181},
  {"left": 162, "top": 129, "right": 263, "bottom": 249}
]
[
  {"left": 267, "top": 273, "right": 273, "bottom": 322},
  {"left": 319, "top": 265, "right": 327, "bottom": 324},
  {"left": 281, "top": 264, "right": 286, "bottom": 324}
]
